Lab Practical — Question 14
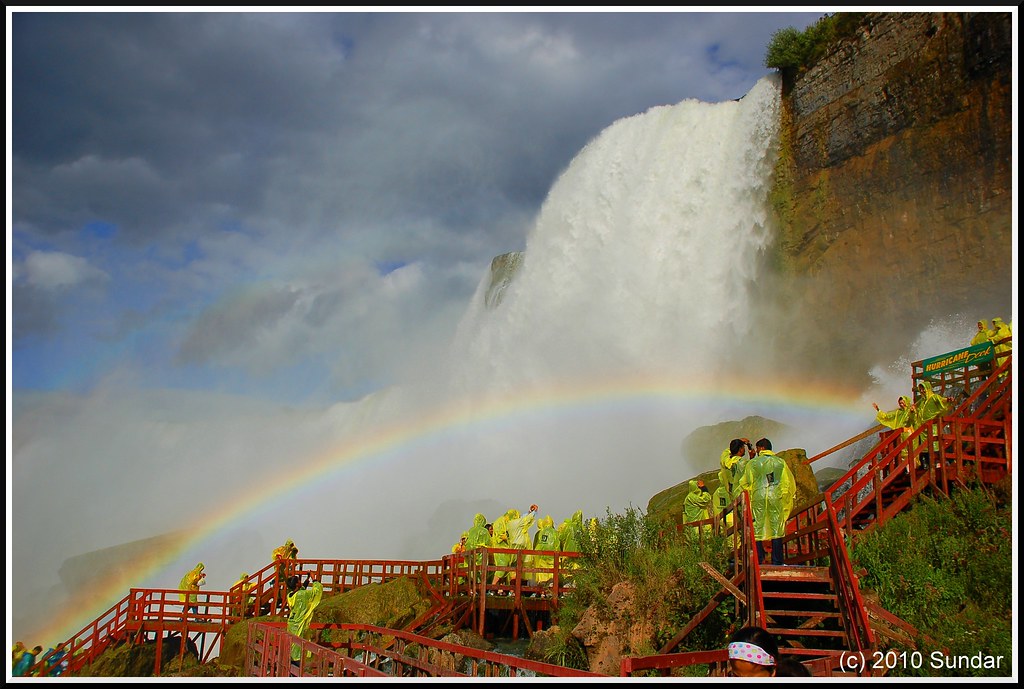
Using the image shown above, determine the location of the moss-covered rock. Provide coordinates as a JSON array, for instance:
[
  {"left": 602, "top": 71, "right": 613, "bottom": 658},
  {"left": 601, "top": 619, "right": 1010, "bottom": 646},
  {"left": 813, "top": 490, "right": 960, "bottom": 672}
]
[
  {"left": 78, "top": 634, "right": 201, "bottom": 678},
  {"left": 218, "top": 613, "right": 286, "bottom": 670}
]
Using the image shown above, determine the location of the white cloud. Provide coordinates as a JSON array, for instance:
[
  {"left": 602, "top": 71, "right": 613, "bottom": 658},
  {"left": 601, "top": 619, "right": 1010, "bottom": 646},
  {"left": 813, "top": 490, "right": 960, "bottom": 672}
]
[{"left": 19, "top": 250, "right": 110, "bottom": 291}]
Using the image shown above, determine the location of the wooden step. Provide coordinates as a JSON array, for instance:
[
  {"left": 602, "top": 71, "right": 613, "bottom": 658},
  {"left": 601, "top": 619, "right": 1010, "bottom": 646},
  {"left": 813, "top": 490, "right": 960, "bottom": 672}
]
[
  {"left": 759, "top": 566, "right": 831, "bottom": 583},
  {"left": 769, "top": 627, "right": 847, "bottom": 638},
  {"left": 765, "top": 589, "right": 835, "bottom": 597},
  {"left": 764, "top": 608, "right": 842, "bottom": 619}
]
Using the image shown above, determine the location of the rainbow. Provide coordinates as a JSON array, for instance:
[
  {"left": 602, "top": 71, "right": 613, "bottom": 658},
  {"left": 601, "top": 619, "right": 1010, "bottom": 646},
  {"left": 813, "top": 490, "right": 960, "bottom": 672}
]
[{"left": 25, "top": 371, "right": 871, "bottom": 645}]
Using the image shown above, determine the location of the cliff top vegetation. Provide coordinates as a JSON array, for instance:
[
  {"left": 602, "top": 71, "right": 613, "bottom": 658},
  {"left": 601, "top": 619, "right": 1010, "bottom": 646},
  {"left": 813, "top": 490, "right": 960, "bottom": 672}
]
[{"left": 764, "top": 12, "right": 867, "bottom": 73}]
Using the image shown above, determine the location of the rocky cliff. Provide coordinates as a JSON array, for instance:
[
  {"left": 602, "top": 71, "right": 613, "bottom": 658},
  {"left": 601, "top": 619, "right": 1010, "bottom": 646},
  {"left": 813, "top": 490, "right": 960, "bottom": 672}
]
[{"left": 770, "top": 11, "right": 1013, "bottom": 377}]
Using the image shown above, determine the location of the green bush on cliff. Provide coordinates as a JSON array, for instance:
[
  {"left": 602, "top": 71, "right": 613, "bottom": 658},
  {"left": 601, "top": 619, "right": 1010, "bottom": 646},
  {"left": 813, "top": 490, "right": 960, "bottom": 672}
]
[
  {"left": 765, "top": 12, "right": 867, "bottom": 72},
  {"left": 547, "top": 505, "right": 732, "bottom": 669},
  {"left": 851, "top": 487, "right": 1012, "bottom": 677}
]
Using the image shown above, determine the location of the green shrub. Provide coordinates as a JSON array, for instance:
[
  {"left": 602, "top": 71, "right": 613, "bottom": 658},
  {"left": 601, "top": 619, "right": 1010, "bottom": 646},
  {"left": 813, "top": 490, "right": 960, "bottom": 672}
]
[
  {"left": 764, "top": 12, "right": 868, "bottom": 72},
  {"left": 851, "top": 487, "right": 1012, "bottom": 677}
]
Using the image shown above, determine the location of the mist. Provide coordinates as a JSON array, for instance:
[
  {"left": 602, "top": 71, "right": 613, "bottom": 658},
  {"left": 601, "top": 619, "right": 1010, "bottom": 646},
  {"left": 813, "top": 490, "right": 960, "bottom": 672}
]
[{"left": 9, "top": 74, "right": 1002, "bottom": 648}]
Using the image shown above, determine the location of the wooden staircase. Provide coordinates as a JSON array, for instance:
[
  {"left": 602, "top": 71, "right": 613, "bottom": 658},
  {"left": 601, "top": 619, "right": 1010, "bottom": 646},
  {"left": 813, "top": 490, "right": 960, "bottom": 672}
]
[{"left": 760, "top": 565, "right": 848, "bottom": 652}]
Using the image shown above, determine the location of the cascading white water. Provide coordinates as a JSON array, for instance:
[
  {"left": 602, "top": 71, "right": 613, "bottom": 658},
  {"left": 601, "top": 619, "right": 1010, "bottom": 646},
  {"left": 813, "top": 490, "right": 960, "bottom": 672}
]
[{"left": 445, "top": 75, "right": 781, "bottom": 395}]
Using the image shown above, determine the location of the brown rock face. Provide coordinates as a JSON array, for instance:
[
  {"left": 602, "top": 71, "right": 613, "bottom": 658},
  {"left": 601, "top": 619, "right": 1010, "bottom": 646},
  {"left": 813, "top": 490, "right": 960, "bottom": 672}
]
[
  {"left": 572, "top": 580, "right": 655, "bottom": 676},
  {"left": 771, "top": 12, "right": 1012, "bottom": 379}
]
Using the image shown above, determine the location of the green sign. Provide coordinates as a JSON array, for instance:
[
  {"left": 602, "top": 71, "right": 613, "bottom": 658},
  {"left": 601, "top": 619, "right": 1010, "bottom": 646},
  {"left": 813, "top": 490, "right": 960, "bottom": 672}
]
[{"left": 921, "top": 342, "right": 994, "bottom": 375}]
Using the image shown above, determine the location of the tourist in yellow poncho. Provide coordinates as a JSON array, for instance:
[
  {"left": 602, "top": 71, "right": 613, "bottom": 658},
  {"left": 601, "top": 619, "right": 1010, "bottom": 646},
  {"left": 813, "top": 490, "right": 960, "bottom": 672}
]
[
  {"left": 915, "top": 381, "right": 954, "bottom": 423},
  {"left": 989, "top": 317, "right": 1012, "bottom": 347},
  {"left": 737, "top": 439, "right": 795, "bottom": 566},
  {"left": 451, "top": 532, "right": 469, "bottom": 585},
  {"left": 531, "top": 515, "right": 561, "bottom": 589},
  {"left": 179, "top": 562, "right": 206, "bottom": 615},
  {"left": 464, "top": 513, "right": 491, "bottom": 584},
  {"left": 711, "top": 483, "right": 733, "bottom": 523},
  {"left": 505, "top": 505, "right": 537, "bottom": 587},
  {"left": 989, "top": 317, "right": 1012, "bottom": 377},
  {"left": 720, "top": 438, "right": 751, "bottom": 498},
  {"left": 490, "top": 509, "right": 517, "bottom": 589},
  {"left": 729, "top": 439, "right": 757, "bottom": 501},
  {"left": 558, "top": 509, "right": 585, "bottom": 576},
  {"left": 683, "top": 479, "right": 713, "bottom": 536},
  {"left": 234, "top": 572, "right": 256, "bottom": 618},
  {"left": 873, "top": 396, "right": 918, "bottom": 465},
  {"left": 971, "top": 319, "right": 991, "bottom": 346},
  {"left": 286, "top": 575, "right": 323, "bottom": 663},
  {"left": 914, "top": 381, "right": 956, "bottom": 466}
]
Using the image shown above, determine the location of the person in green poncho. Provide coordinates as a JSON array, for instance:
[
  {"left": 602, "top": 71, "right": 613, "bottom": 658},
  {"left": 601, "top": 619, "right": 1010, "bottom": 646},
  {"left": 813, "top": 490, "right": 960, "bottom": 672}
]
[
  {"left": 531, "top": 515, "right": 561, "bottom": 590},
  {"left": 558, "top": 509, "right": 585, "bottom": 578},
  {"left": 720, "top": 438, "right": 753, "bottom": 500},
  {"left": 914, "top": 381, "right": 956, "bottom": 468},
  {"left": 505, "top": 505, "right": 537, "bottom": 588},
  {"left": 971, "top": 319, "right": 991, "bottom": 346},
  {"left": 464, "top": 513, "right": 492, "bottom": 584},
  {"left": 683, "top": 479, "right": 713, "bottom": 535},
  {"left": 286, "top": 574, "right": 323, "bottom": 664},
  {"left": 490, "top": 508, "right": 518, "bottom": 590},
  {"left": 989, "top": 317, "right": 1012, "bottom": 377},
  {"left": 737, "top": 438, "right": 795, "bottom": 566},
  {"left": 711, "top": 483, "right": 733, "bottom": 523},
  {"left": 873, "top": 396, "right": 918, "bottom": 465}
]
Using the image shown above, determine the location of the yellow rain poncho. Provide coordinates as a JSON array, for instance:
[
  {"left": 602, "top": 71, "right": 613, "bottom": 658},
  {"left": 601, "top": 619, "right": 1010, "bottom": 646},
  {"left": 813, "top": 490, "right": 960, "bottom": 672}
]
[
  {"left": 683, "top": 479, "right": 713, "bottom": 526},
  {"left": 273, "top": 539, "right": 297, "bottom": 563},
  {"left": 876, "top": 396, "right": 916, "bottom": 430},
  {"left": 287, "top": 580, "right": 324, "bottom": 662},
  {"left": 738, "top": 450, "right": 795, "bottom": 542},
  {"left": 179, "top": 562, "right": 205, "bottom": 604},
  {"left": 505, "top": 507, "right": 537, "bottom": 583},
  {"left": 990, "top": 317, "right": 1012, "bottom": 359},
  {"left": 13, "top": 641, "right": 26, "bottom": 667},
  {"left": 234, "top": 573, "right": 255, "bottom": 617},
  {"left": 916, "top": 381, "right": 955, "bottom": 458},
  {"left": 731, "top": 450, "right": 755, "bottom": 501},
  {"left": 558, "top": 510, "right": 585, "bottom": 574},
  {"left": 876, "top": 396, "right": 917, "bottom": 463},
  {"left": 719, "top": 447, "right": 740, "bottom": 496},
  {"left": 711, "top": 484, "right": 732, "bottom": 518},
  {"left": 464, "top": 513, "right": 491, "bottom": 580},
  {"left": 916, "top": 381, "right": 954, "bottom": 424},
  {"left": 531, "top": 515, "right": 560, "bottom": 586},
  {"left": 971, "top": 320, "right": 991, "bottom": 346},
  {"left": 490, "top": 509, "right": 517, "bottom": 583},
  {"left": 989, "top": 317, "right": 1012, "bottom": 341}
]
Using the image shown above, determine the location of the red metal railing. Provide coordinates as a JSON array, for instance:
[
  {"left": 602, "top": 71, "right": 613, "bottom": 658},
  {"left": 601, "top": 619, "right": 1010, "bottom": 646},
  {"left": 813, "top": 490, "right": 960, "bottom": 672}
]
[{"left": 244, "top": 621, "right": 605, "bottom": 678}]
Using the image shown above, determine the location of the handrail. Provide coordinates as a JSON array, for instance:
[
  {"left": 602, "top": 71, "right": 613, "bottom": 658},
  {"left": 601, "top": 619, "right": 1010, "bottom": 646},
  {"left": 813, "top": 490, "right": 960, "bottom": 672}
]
[
  {"left": 822, "top": 494, "right": 874, "bottom": 655},
  {"left": 247, "top": 622, "right": 606, "bottom": 678},
  {"left": 806, "top": 424, "right": 885, "bottom": 464},
  {"left": 740, "top": 491, "right": 766, "bottom": 629}
]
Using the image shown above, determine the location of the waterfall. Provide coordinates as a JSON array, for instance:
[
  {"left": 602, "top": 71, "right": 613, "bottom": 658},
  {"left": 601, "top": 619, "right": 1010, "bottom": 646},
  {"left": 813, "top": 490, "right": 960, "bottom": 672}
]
[{"left": 446, "top": 75, "right": 781, "bottom": 395}]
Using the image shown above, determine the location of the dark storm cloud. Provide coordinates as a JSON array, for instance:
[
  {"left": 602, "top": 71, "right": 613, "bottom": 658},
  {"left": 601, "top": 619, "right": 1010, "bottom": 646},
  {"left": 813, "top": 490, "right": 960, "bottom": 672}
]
[{"left": 12, "top": 11, "right": 820, "bottom": 246}]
